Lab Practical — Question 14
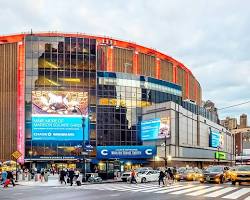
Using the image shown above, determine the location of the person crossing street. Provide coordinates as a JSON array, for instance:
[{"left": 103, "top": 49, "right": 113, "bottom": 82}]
[
  {"left": 130, "top": 169, "right": 137, "bottom": 184},
  {"left": 158, "top": 170, "right": 165, "bottom": 186}
]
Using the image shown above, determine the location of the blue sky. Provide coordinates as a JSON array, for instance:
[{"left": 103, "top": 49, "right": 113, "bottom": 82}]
[{"left": 1, "top": 0, "right": 249, "bottom": 125}]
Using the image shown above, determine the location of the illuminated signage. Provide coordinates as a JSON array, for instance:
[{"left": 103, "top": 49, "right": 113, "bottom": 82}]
[
  {"left": 215, "top": 152, "right": 226, "bottom": 160},
  {"left": 141, "top": 118, "right": 170, "bottom": 140},
  {"left": 31, "top": 91, "right": 88, "bottom": 141},
  {"left": 96, "top": 146, "right": 157, "bottom": 159},
  {"left": 209, "top": 129, "right": 224, "bottom": 148}
]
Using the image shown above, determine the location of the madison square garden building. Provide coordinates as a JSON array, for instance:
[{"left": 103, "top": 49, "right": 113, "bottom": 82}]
[{"left": 0, "top": 32, "right": 234, "bottom": 174}]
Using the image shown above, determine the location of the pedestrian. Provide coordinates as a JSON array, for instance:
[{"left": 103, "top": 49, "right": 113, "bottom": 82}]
[
  {"left": 68, "top": 169, "right": 75, "bottom": 186},
  {"left": 74, "top": 169, "right": 80, "bottom": 180},
  {"left": 130, "top": 169, "right": 137, "bottom": 184},
  {"left": 166, "top": 168, "right": 174, "bottom": 185},
  {"left": 40, "top": 169, "right": 45, "bottom": 182},
  {"left": 59, "top": 169, "right": 67, "bottom": 185},
  {"left": 1, "top": 170, "right": 7, "bottom": 185},
  {"left": 5, "top": 171, "right": 15, "bottom": 187},
  {"left": 158, "top": 170, "right": 165, "bottom": 186}
]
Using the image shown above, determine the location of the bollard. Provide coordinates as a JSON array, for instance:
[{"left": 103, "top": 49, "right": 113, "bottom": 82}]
[
  {"left": 28, "top": 173, "right": 31, "bottom": 181},
  {"left": 22, "top": 173, "right": 25, "bottom": 181},
  {"left": 44, "top": 173, "right": 48, "bottom": 182},
  {"left": 35, "top": 174, "right": 39, "bottom": 182}
]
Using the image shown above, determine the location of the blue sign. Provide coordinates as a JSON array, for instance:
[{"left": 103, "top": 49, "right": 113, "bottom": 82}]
[
  {"left": 141, "top": 119, "right": 161, "bottom": 140},
  {"left": 32, "top": 115, "right": 89, "bottom": 141},
  {"left": 96, "top": 146, "right": 157, "bottom": 159},
  {"left": 210, "top": 130, "right": 221, "bottom": 148}
]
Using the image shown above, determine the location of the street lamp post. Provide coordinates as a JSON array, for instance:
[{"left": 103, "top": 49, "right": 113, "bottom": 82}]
[
  {"left": 164, "top": 135, "right": 167, "bottom": 168},
  {"left": 217, "top": 146, "right": 220, "bottom": 164},
  {"left": 72, "top": 106, "right": 86, "bottom": 182}
]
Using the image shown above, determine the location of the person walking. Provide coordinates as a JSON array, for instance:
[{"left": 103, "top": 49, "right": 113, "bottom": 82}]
[
  {"left": 158, "top": 170, "right": 165, "bottom": 186},
  {"left": 40, "top": 169, "right": 45, "bottom": 182},
  {"left": 68, "top": 169, "right": 75, "bottom": 186},
  {"left": 5, "top": 171, "right": 15, "bottom": 187},
  {"left": 59, "top": 169, "right": 67, "bottom": 184},
  {"left": 130, "top": 169, "right": 137, "bottom": 184},
  {"left": 74, "top": 169, "right": 80, "bottom": 180},
  {"left": 1, "top": 170, "right": 7, "bottom": 185},
  {"left": 166, "top": 168, "right": 174, "bottom": 185}
]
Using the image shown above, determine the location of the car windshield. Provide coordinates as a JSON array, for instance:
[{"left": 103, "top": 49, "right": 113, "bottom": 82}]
[
  {"left": 236, "top": 166, "right": 250, "bottom": 171},
  {"left": 184, "top": 170, "right": 194, "bottom": 174},
  {"left": 206, "top": 166, "right": 223, "bottom": 172}
]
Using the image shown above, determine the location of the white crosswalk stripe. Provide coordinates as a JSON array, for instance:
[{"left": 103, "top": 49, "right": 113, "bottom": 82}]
[
  {"left": 134, "top": 184, "right": 182, "bottom": 192},
  {"left": 61, "top": 183, "right": 250, "bottom": 200},
  {"left": 244, "top": 196, "right": 250, "bottom": 200},
  {"left": 186, "top": 186, "right": 223, "bottom": 196},
  {"left": 170, "top": 185, "right": 209, "bottom": 194},
  {"left": 204, "top": 187, "right": 238, "bottom": 198},
  {"left": 222, "top": 188, "right": 250, "bottom": 199},
  {"left": 155, "top": 185, "right": 195, "bottom": 193}
]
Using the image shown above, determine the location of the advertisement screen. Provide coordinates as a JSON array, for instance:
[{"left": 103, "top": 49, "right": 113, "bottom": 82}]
[
  {"left": 31, "top": 91, "right": 88, "bottom": 141},
  {"left": 141, "top": 118, "right": 170, "bottom": 140},
  {"left": 210, "top": 129, "right": 224, "bottom": 148}
]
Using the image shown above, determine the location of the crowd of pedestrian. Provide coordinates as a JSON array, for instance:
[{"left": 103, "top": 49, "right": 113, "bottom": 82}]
[{"left": 59, "top": 168, "right": 81, "bottom": 186}]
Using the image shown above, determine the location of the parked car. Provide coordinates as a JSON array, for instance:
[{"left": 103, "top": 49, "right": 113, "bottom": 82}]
[
  {"left": 121, "top": 167, "right": 153, "bottom": 182},
  {"left": 200, "top": 165, "right": 230, "bottom": 184},
  {"left": 127, "top": 170, "right": 159, "bottom": 183},
  {"left": 230, "top": 165, "right": 250, "bottom": 185}
]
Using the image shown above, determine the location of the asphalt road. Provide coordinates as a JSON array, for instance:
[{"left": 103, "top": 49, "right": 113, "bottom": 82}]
[{"left": 0, "top": 181, "right": 250, "bottom": 200}]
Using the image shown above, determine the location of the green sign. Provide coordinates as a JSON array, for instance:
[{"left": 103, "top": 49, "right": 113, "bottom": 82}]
[{"left": 215, "top": 152, "right": 226, "bottom": 160}]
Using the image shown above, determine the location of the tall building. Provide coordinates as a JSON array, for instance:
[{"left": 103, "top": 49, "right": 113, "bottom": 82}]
[
  {"left": 0, "top": 32, "right": 233, "bottom": 171},
  {"left": 220, "top": 117, "right": 238, "bottom": 130},
  {"left": 240, "top": 114, "right": 248, "bottom": 128}
]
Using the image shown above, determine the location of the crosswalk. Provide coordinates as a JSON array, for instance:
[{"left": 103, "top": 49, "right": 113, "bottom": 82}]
[{"left": 65, "top": 183, "right": 250, "bottom": 199}]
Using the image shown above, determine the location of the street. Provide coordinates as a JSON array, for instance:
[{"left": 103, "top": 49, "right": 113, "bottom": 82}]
[{"left": 0, "top": 181, "right": 250, "bottom": 200}]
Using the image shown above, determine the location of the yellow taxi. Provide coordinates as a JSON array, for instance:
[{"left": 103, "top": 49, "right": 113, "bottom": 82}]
[{"left": 231, "top": 165, "right": 250, "bottom": 185}]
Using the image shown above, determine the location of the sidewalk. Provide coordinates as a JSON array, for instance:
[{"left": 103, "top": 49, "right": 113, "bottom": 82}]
[{"left": 17, "top": 175, "right": 121, "bottom": 187}]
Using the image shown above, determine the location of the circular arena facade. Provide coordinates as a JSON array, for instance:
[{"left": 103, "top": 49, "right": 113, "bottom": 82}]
[{"left": 0, "top": 32, "right": 214, "bottom": 169}]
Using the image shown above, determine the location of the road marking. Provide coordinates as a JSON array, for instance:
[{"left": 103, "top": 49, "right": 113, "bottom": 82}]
[
  {"left": 133, "top": 184, "right": 182, "bottom": 192},
  {"left": 155, "top": 185, "right": 195, "bottom": 193},
  {"left": 170, "top": 186, "right": 208, "bottom": 194},
  {"left": 244, "top": 196, "right": 250, "bottom": 200},
  {"left": 186, "top": 186, "right": 223, "bottom": 196},
  {"left": 222, "top": 188, "right": 250, "bottom": 199},
  {"left": 204, "top": 187, "right": 238, "bottom": 197}
]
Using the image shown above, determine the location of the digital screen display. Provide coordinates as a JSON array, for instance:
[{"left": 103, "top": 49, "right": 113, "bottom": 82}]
[
  {"left": 141, "top": 118, "right": 170, "bottom": 140},
  {"left": 31, "top": 91, "right": 88, "bottom": 141},
  {"left": 210, "top": 129, "right": 224, "bottom": 148}
]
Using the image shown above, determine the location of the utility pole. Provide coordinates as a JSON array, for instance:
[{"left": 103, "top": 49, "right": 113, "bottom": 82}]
[{"left": 164, "top": 135, "right": 167, "bottom": 168}]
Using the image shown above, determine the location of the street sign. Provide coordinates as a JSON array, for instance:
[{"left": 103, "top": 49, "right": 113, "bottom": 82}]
[{"left": 12, "top": 150, "right": 22, "bottom": 160}]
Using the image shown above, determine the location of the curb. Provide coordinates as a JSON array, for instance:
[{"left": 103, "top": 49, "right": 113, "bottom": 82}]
[{"left": 16, "top": 180, "right": 122, "bottom": 187}]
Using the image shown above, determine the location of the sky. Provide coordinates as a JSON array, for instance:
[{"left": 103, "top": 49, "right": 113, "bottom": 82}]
[{"left": 0, "top": 0, "right": 249, "bottom": 125}]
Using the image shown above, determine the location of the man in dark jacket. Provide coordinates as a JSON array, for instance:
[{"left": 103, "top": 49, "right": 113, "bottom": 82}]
[
  {"left": 158, "top": 171, "right": 165, "bottom": 186},
  {"left": 68, "top": 169, "right": 75, "bottom": 186}
]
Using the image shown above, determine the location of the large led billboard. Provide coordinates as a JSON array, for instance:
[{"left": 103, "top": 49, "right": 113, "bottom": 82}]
[
  {"left": 31, "top": 91, "right": 88, "bottom": 141},
  {"left": 141, "top": 118, "right": 170, "bottom": 140},
  {"left": 209, "top": 129, "right": 224, "bottom": 148}
]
